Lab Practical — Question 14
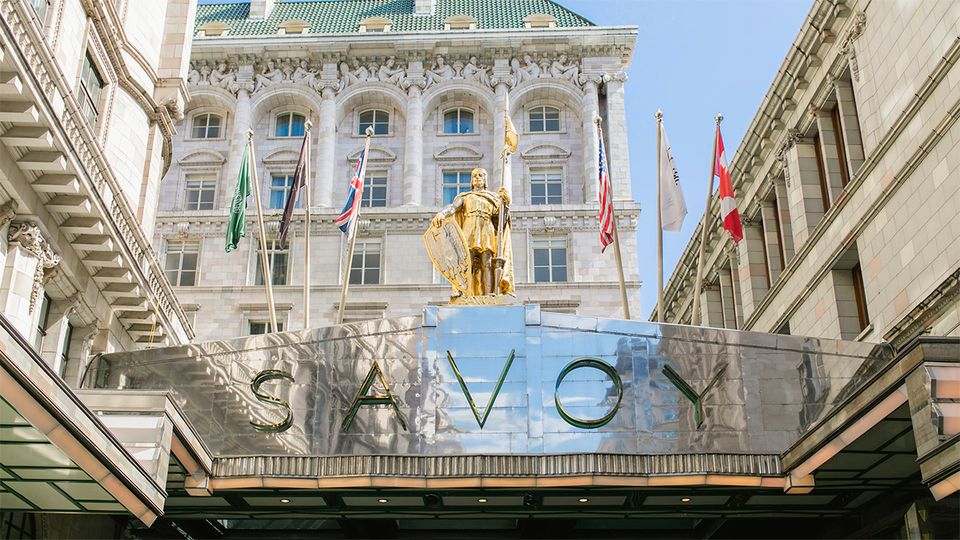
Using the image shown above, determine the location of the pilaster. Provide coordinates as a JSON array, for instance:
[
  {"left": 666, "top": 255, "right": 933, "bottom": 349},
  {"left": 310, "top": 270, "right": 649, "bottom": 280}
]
[
  {"left": 581, "top": 78, "right": 601, "bottom": 204},
  {"left": 403, "top": 83, "right": 424, "bottom": 206},
  {"left": 317, "top": 85, "right": 338, "bottom": 207},
  {"left": 603, "top": 73, "right": 631, "bottom": 200}
]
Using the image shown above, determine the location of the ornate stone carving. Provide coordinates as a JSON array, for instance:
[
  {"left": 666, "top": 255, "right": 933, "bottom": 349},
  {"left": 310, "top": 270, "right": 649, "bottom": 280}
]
[
  {"left": 549, "top": 54, "right": 580, "bottom": 82},
  {"left": 291, "top": 59, "right": 319, "bottom": 87},
  {"left": 7, "top": 222, "right": 61, "bottom": 314},
  {"left": 839, "top": 11, "right": 866, "bottom": 82},
  {"left": 424, "top": 55, "right": 456, "bottom": 89},
  {"left": 377, "top": 56, "right": 406, "bottom": 85},
  {"left": 253, "top": 59, "right": 286, "bottom": 92},
  {"left": 461, "top": 56, "right": 491, "bottom": 87},
  {"left": 0, "top": 200, "right": 17, "bottom": 230}
]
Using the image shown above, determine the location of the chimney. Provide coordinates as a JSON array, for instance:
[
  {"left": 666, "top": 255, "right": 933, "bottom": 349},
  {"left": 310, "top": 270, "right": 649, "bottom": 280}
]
[
  {"left": 415, "top": 0, "right": 436, "bottom": 16},
  {"left": 248, "top": 0, "right": 276, "bottom": 19}
]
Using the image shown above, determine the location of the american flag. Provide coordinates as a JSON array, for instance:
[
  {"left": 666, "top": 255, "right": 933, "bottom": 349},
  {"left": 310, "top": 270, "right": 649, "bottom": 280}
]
[
  {"left": 334, "top": 144, "right": 369, "bottom": 237},
  {"left": 597, "top": 125, "right": 615, "bottom": 252}
]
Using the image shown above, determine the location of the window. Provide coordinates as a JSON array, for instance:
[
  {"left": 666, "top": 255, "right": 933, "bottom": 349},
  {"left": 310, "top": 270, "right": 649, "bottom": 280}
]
[
  {"left": 530, "top": 170, "right": 562, "bottom": 205},
  {"left": 444, "top": 15, "right": 476, "bottom": 30},
  {"left": 249, "top": 320, "right": 284, "bottom": 335},
  {"left": 812, "top": 132, "right": 832, "bottom": 212},
  {"left": 79, "top": 53, "right": 104, "bottom": 125},
  {"left": 361, "top": 174, "right": 387, "bottom": 207},
  {"left": 191, "top": 113, "right": 222, "bottom": 139},
  {"left": 349, "top": 241, "right": 380, "bottom": 285},
  {"left": 529, "top": 106, "right": 560, "bottom": 132},
  {"left": 184, "top": 178, "right": 216, "bottom": 210},
  {"left": 358, "top": 110, "right": 389, "bottom": 136},
  {"left": 164, "top": 243, "right": 199, "bottom": 286},
  {"left": 852, "top": 263, "right": 869, "bottom": 332},
  {"left": 523, "top": 13, "right": 557, "bottom": 28},
  {"left": 58, "top": 322, "right": 72, "bottom": 378},
  {"left": 254, "top": 240, "right": 288, "bottom": 286},
  {"left": 443, "top": 108, "right": 474, "bottom": 134},
  {"left": 830, "top": 105, "right": 851, "bottom": 188},
  {"left": 33, "top": 294, "right": 50, "bottom": 352},
  {"left": 275, "top": 112, "right": 305, "bottom": 138},
  {"left": 532, "top": 238, "right": 567, "bottom": 283},
  {"left": 269, "top": 174, "right": 299, "bottom": 210},
  {"left": 442, "top": 171, "right": 471, "bottom": 204},
  {"left": 30, "top": 0, "right": 48, "bottom": 21}
]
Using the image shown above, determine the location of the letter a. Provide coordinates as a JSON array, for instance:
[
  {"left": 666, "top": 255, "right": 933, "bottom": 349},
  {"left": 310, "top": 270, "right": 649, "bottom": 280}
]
[
  {"left": 447, "top": 349, "right": 515, "bottom": 429},
  {"left": 341, "top": 361, "right": 408, "bottom": 432}
]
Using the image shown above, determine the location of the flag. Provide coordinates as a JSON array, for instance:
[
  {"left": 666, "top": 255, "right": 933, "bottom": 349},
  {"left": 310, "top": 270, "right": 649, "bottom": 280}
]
[
  {"left": 715, "top": 126, "right": 743, "bottom": 242},
  {"left": 225, "top": 144, "right": 251, "bottom": 252},
  {"left": 658, "top": 120, "right": 687, "bottom": 232},
  {"left": 504, "top": 113, "right": 518, "bottom": 156},
  {"left": 597, "top": 125, "right": 615, "bottom": 252},
  {"left": 278, "top": 133, "right": 308, "bottom": 246},
  {"left": 334, "top": 143, "right": 370, "bottom": 237}
]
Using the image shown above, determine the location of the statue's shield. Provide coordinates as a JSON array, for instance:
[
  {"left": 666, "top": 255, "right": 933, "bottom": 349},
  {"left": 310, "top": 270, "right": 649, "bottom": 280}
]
[{"left": 423, "top": 220, "right": 471, "bottom": 294}]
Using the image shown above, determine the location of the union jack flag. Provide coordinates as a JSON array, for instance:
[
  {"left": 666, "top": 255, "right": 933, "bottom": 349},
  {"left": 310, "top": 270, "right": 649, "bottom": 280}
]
[
  {"left": 597, "top": 125, "right": 615, "bottom": 252},
  {"left": 334, "top": 145, "right": 369, "bottom": 236}
]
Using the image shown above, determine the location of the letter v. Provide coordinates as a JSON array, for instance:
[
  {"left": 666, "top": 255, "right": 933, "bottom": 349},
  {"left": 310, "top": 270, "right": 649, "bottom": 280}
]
[
  {"left": 661, "top": 363, "right": 727, "bottom": 430},
  {"left": 446, "top": 349, "right": 515, "bottom": 429}
]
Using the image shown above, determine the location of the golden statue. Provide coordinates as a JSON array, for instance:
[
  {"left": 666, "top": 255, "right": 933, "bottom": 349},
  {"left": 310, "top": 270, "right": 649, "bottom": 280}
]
[{"left": 424, "top": 168, "right": 514, "bottom": 303}]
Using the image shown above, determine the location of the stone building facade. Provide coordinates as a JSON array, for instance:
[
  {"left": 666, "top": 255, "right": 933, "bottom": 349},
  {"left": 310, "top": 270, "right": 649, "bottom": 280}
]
[
  {"left": 0, "top": 0, "right": 195, "bottom": 378},
  {"left": 655, "top": 0, "right": 960, "bottom": 351},
  {"left": 158, "top": 0, "right": 640, "bottom": 340}
]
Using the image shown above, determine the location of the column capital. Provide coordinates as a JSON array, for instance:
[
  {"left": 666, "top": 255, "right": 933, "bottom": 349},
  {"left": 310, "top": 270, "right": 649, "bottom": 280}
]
[
  {"left": 0, "top": 200, "right": 17, "bottom": 230},
  {"left": 7, "top": 221, "right": 61, "bottom": 314}
]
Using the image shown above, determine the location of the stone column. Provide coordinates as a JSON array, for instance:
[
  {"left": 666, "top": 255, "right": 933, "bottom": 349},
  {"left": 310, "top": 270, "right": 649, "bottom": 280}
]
[
  {"left": 772, "top": 176, "right": 794, "bottom": 262},
  {"left": 759, "top": 200, "right": 783, "bottom": 283},
  {"left": 718, "top": 267, "right": 738, "bottom": 329},
  {"left": 783, "top": 139, "right": 827, "bottom": 248},
  {"left": 698, "top": 283, "right": 724, "bottom": 329},
  {"left": 736, "top": 218, "right": 770, "bottom": 321},
  {"left": 316, "top": 85, "right": 338, "bottom": 207},
  {"left": 403, "top": 83, "right": 424, "bottom": 206},
  {"left": 814, "top": 110, "right": 845, "bottom": 201},
  {"left": 224, "top": 72, "right": 254, "bottom": 208},
  {"left": 603, "top": 72, "right": 632, "bottom": 200},
  {"left": 833, "top": 78, "right": 865, "bottom": 175},
  {"left": 492, "top": 81, "right": 512, "bottom": 194},
  {"left": 581, "top": 77, "right": 601, "bottom": 204},
  {"left": 0, "top": 222, "right": 61, "bottom": 341}
]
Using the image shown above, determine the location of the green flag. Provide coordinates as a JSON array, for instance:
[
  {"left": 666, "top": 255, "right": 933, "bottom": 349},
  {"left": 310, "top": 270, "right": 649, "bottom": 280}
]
[{"left": 225, "top": 145, "right": 251, "bottom": 252}]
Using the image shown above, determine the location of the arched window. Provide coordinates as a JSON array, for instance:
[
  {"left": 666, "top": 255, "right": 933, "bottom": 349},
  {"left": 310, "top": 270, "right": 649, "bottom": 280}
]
[
  {"left": 443, "top": 108, "right": 474, "bottom": 134},
  {"left": 529, "top": 106, "right": 560, "bottom": 132},
  {"left": 275, "top": 112, "right": 305, "bottom": 137},
  {"left": 191, "top": 113, "right": 223, "bottom": 139},
  {"left": 358, "top": 110, "right": 389, "bottom": 135}
]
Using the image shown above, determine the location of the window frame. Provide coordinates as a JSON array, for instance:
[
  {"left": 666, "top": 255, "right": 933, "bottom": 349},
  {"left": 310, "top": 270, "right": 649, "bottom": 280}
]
[
  {"left": 361, "top": 172, "right": 388, "bottom": 208},
  {"left": 249, "top": 320, "right": 285, "bottom": 335},
  {"left": 528, "top": 105, "right": 562, "bottom": 133},
  {"left": 442, "top": 107, "right": 476, "bottom": 135},
  {"left": 357, "top": 109, "right": 390, "bottom": 136},
  {"left": 531, "top": 237, "right": 569, "bottom": 283},
  {"left": 253, "top": 239, "right": 289, "bottom": 286},
  {"left": 348, "top": 240, "right": 381, "bottom": 285},
  {"left": 851, "top": 263, "right": 870, "bottom": 332},
  {"left": 441, "top": 170, "right": 472, "bottom": 205},
  {"left": 529, "top": 168, "right": 563, "bottom": 205},
  {"left": 78, "top": 52, "right": 105, "bottom": 127},
  {"left": 190, "top": 112, "right": 224, "bottom": 140},
  {"left": 183, "top": 177, "right": 217, "bottom": 211},
  {"left": 268, "top": 173, "right": 300, "bottom": 210},
  {"left": 164, "top": 242, "right": 200, "bottom": 287},
  {"left": 274, "top": 112, "right": 306, "bottom": 138}
]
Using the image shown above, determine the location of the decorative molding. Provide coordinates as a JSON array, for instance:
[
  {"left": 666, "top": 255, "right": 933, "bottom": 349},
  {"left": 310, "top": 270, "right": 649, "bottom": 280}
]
[
  {"left": 838, "top": 11, "right": 866, "bottom": 82},
  {"left": 0, "top": 200, "right": 17, "bottom": 230},
  {"left": 7, "top": 222, "right": 61, "bottom": 314},
  {"left": 520, "top": 144, "right": 572, "bottom": 161}
]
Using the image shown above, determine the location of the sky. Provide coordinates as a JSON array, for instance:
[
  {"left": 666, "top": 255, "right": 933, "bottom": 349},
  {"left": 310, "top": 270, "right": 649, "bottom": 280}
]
[{"left": 195, "top": 0, "right": 813, "bottom": 317}]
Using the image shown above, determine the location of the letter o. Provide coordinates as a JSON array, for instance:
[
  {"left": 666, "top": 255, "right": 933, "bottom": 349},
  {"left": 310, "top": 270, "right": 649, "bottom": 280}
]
[{"left": 554, "top": 357, "right": 623, "bottom": 429}]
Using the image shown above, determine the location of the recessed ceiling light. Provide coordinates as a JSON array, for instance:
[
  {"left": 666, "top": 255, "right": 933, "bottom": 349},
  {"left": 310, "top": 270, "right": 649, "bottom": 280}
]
[
  {"left": 280, "top": 498, "right": 290, "bottom": 504},
  {"left": 477, "top": 498, "right": 488, "bottom": 503},
  {"left": 377, "top": 498, "right": 389, "bottom": 504},
  {"left": 680, "top": 497, "right": 691, "bottom": 503},
  {"left": 578, "top": 497, "right": 589, "bottom": 503}
]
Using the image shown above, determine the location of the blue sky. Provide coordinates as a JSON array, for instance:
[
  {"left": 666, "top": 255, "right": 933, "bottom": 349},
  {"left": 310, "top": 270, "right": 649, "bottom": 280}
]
[{"left": 195, "top": 0, "right": 812, "bottom": 316}]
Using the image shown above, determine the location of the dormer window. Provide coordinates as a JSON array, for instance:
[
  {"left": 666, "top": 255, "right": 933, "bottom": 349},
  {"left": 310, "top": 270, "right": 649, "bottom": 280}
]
[
  {"left": 358, "top": 17, "right": 392, "bottom": 33},
  {"left": 278, "top": 19, "right": 310, "bottom": 35},
  {"left": 197, "top": 22, "right": 229, "bottom": 37},
  {"left": 444, "top": 15, "right": 476, "bottom": 31},
  {"left": 523, "top": 14, "right": 557, "bottom": 29}
]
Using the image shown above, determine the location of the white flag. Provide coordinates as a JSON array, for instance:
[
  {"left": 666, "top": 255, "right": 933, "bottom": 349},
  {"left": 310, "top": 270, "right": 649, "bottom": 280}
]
[{"left": 659, "top": 120, "right": 687, "bottom": 232}]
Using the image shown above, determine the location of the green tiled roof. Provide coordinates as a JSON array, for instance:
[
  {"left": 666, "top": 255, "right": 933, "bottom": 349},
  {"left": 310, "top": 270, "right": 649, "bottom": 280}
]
[{"left": 196, "top": 0, "right": 594, "bottom": 36}]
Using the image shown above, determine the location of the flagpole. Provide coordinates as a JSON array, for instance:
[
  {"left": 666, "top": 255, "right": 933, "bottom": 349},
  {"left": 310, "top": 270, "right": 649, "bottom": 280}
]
[
  {"left": 691, "top": 114, "right": 722, "bottom": 326},
  {"left": 656, "top": 110, "right": 664, "bottom": 323},
  {"left": 336, "top": 128, "right": 373, "bottom": 325},
  {"left": 495, "top": 94, "right": 510, "bottom": 295},
  {"left": 247, "top": 130, "right": 278, "bottom": 333},
  {"left": 596, "top": 117, "right": 631, "bottom": 320},
  {"left": 303, "top": 121, "right": 313, "bottom": 330}
]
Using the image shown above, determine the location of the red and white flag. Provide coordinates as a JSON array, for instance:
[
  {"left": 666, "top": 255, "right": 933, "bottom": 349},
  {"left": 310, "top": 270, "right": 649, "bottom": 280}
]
[
  {"left": 597, "top": 124, "right": 615, "bottom": 252},
  {"left": 715, "top": 126, "right": 742, "bottom": 243}
]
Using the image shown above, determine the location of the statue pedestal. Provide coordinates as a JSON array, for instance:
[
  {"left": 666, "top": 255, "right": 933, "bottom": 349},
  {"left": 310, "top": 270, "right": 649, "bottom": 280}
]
[{"left": 448, "top": 294, "right": 515, "bottom": 306}]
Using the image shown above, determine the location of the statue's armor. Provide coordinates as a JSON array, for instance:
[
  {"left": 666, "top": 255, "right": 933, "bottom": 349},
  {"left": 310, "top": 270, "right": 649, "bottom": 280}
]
[{"left": 458, "top": 191, "right": 500, "bottom": 253}]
